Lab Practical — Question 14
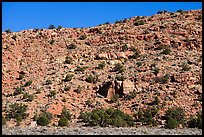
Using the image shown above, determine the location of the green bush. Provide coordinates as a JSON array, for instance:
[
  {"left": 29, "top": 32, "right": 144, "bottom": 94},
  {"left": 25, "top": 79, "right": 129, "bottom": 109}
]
[
  {"left": 134, "top": 20, "right": 145, "bottom": 26},
  {"left": 64, "top": 86, "right": 70, "bottom": 91},
  {"left": 74, "top": 85, "right": 83, "bottom": 94},
  {"left": 23, "top": 93, "right": 34, "bottom": 102},
  {"left": 164, "top": 107, "right": 185, "bottom": 129},
  {"left": 79, "top": 35, "right": 87, "bottom": 40},
  {"left": 196, "top": 14, "right": 202, "bottom": 20},
  {"left": 116, "top": 74, "right": 126, "bottom": 81},
  {"left": 86, "top": 74, "right": 98, "bottom": 83},
  {"left": 2, "top": 115, "right": 6, "bottom": 125},
  {"left": 61, "top": 107, "right": 71, "bottom": 120},
  {"left": 58, "top": 117, "right": 69, "bottom": 127},
  {"left": 180, "top": 62, "right": 191, "bottom": 71},
  {"left": 5, "top": 29, "right": 11, "bottom": 33},
  {"left": 125, "top": 90, "right": 137, "bottom": 100},
  {"left": 48, "top": 24, "right": 55, "bottom": 29},
  {"left": 45, "top": 79, "right": 52, "bottom": 85},
  {"left": 67, "top": 43, "right": 77, "bottom": 49},
  {"left": 57, "top": 25, "right": 62, "bottom": 30},
  {"left": 48, "top": 90, "right": 56, "bottom": 98},
  {"left": 63, "top": 74, "right": 74, "bottom": 82},
  {"left": 65, "top": 56, "right": 73, "bottom": 64},
  {"left": 110, "top": 94, "right": 119, "bottom": 103},
  {"left": 75, "top": 66, "right": 87, "bottom": 73},
  {"left": 135, "top": 106, "right": 158, "bottom": 126},
  {"left": 13, "top": 87, "right": 25, "bottom": 96},
  {"left": 24, "top": 80, "right": 32, "bottom": 87},
  {"left": 155, "top": 74, "right": 169, "bottom": 84},
  {"left": 78, "top": 108, "right": 134, "bottom": 127},
  {"left": 6, "top": 103, "right": 28, "bottom": 123},
  {"left": 17, "top": 73, "right": 25, "bottom": 80},
  {"left": 36, "top": 112, "right": 52, "bottom": 126},
  {"left": 97, "top": 61, "right": 105, "bottom": 69},
  {"left": 160, "top": 48, "right": 171, "bottom": 55},
  {"left": 49, "top": 39, "right": 55, "bottom": 45},
  {"left": 113, "top": 63, "right": 125, "bottom": 73},
  {"left": 188, "top": 111, "right": 202, "bottom": 129},
  {"left": 152, "top": 67, "right": 160, "bottom": 76}
]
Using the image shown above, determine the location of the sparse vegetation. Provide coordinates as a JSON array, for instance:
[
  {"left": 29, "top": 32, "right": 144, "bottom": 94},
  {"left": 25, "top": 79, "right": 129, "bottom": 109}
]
[
  {"left": 135, "top": 106, "right": 159, "bottom": 126},
  {"left": 67, "top": 43, "right": 77, "bottom": 49},
  {"left": 188, "top": 111, "right": 202, "bottom": 129},
  {"left": 17, "top": 73, "right": 25, "bottom": 80},
  {"left": 116, "top": 74, "right": 126, "bottom": 81},
  {"left": 24, "top": 80, "right": 32, "bottom": 87},
  {"left": 5, "top": 29, "right": 11, "bottom": 33},
  {"left": 164, "top": 107, "right": 185, "bottom": 129},
  {"left": 6, "top": 103, "right": 28, "bottom": 123},
  {"left": 45, "top": 79, "right": 52, "bottom": 85},
  {"left": 113, "top": 63, "right": 125, "bottom": 73},
  {"left": 48, "top": 90, "right": 56, "bottom": 98},
  {"left": 13, "top": 87, "right": 25, "bottom": 96},
  {"left": 110, "top": 94, "right": 119, "bottom": 103},
  {"left": 79, "top": 35, "right": 87, "bottom": 40},
  {"left": 2, "top": 115, "right": 6, "bottom": 125},
  {"left": 78, "top": 107, "right": 134, "bottom": 127},
  {"left": 134, "top": 20, "right": 145, "bottom": 26},
  {"left": 75, "top": 66, "right": 87, "bottom": 73},
  {"left": 23, "top": 93, "right": 34, "bottom": 102},
  {"left": 96, "top": 61, "right": 105, "bottom": 69},
  {"left": 64, "top": 86, "right": 70, "bottom": 91},
  {"left": 180, "top": 62, "right": 191, "bottom": 71},
  {"left": 63, "top": 74, "right": 74, "bottom": 82},
  {"left": 86, "top": 74, "right": 98, "bottom": 83},
  {"left": 152, "top": 67, "right": 160, "bottom": 76},
  {"left": 49, "top": 39, "right": 55, "bottom": 45},
  {"left": 36, "top": 111, "right": 53, "bottom": 126},
  {"left": 65, "top": 56, "right": 73, "bottom": 64},
  {"left": 74, "top": 85, "right": 83, "bottom": 94},
  {"left": 48, "top": 24, "right": 55, "bottom": 29}
]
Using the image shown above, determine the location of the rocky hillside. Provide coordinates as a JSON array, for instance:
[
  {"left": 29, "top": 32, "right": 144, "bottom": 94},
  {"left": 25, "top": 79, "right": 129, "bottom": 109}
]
[{"left": 2, "top": 9, "right": 202, "bottom": 128}]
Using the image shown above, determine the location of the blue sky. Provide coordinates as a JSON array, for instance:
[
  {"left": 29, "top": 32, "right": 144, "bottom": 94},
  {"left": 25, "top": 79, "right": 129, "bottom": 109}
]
[{"left": 2, "top": 2, "right": 202, "bottom": 32}]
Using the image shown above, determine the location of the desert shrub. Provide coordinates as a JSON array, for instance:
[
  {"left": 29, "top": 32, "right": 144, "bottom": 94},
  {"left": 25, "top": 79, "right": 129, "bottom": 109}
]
[
  {"left": 164, "top": 107, "right": 185, "bottom": 129},
  {"left": 78, "top": 108, "right": 134, "bottom": 127},
  {"left": 67, "top": 43, "right": 77, "bottom": 49},
  {"left": 129, "top": 48, "right": 140, "bottom": 59},
  {"left": 45, "top": 79, "right": 52, "bottom": 85},
  {"left": 64, "top": 56, "right": 73, "bottom": 64},
  {"left": 180, "top": 62, "right": 191, "bottom": 71},
  {"left": 58, "top": 117, "right": 69, "bottom": 127},
  {"left": 62, "top": 97, "right": 66, "bottom": 102},
  {"left": 177, "top": 9, "right": 184, "bottom": 14},
  {"left": 75, "top": 66, "right": 87, "bottom": 73},
  {"left": 153, "top": 96, "right": 160, "bottom": 105},
  {"left": 160, "top": 48, "right": 171, "bottom": 55},
  {"left": 24, "top": 80, "right": 32, "bottom": 87},
  {"left": 157, "top": 10, "right": 163, "bottom": 14},
  {"left": 5, "top": 29, "right": 11, "bottom": 33},
  {"left": 136, "top": 62, "right": 142, "bottom": 67},
  {"left": 48, "top": 90, "right": 56, "bottom": 98},
  {"left": 155, "top": 45, "right": 167, "bottom": 50},
  {"left": 49, "top": 39, "right": 55, "bottom": 45},
  {"left": 13, "top": 87, "right": 25, "bottom": 96},
  {"left": 113, "top": 63, "right": 125, "bottom": 73},
  {"left": 11, "top": 35, "right": 17, "bottom": 41},
  {"left": 152, "top": 67, "right": 160, "bottom": 76},
  {"left": 135, "top": 106, "right": 159, "bottom": 126},
  {"left": 63, "top": 74, "right": 74, "bottom": 82},
  {"left": 2, "top": 115, "right": 6, "bottom": 125},
  {"left": 115, "top": 20, "right": 122, "bottom": 24},
  {"left": 36, "top": 112, "right": 52, "bottom": 126},
  {"left": 96, "top": 61, "right": 105, "bottom": 69},
  {"left": 61, "top": 107, "right": 71, "bottom": 120},
  {"left": 6, "top": 103, "right": 28, "bottom": 123},
  {"left": 188, "top": 111, "right": 202, "bottom": 129},
  {"left": 86, "top": 74, "right": 98, "bottom": 84},
  {"left": 155, "top": 74, "right": 169, "bottom": 84},
  {"left": 57, "top": 25, "right": 62, "bottom": 30},
  {"left": 23, "top": 93, "right": 34, "bottom": 102},
  {"left": 134, "top": 20, "right": 145, "bottom": 26},
  {"left": 64, "top": 86, "right": 70, "bottom": 91},
  {"left": 116, "top": 74, "right": 126, "bottom": 81},
  {"left": 79, "top": 35, "right": 87, "bottom": 40},
  {"left": 124, "top": 90, "right": 137, "bottom": 100},
  {"left": 17, "top": 73, "right": 25, "bottom": 80},
  {"left": 121, "top": 44, "right": 128, "bottom": 52},
  {"left": 74, "top": 85, "right": 83, "bottom": 94},
  {"left": 110, "top": 94, "right": 119, "bottom": 103},
  {"left": 48, "top": 24, "right": 55, "bottom": 29},
  {"left": 196, "top": 14, "right": 202, "bottom": 20}
]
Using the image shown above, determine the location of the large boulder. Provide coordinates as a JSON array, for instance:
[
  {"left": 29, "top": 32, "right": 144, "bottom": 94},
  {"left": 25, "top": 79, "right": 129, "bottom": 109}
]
[{"left": 123, "top": 79, "right": 135, "bottom": 95}]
